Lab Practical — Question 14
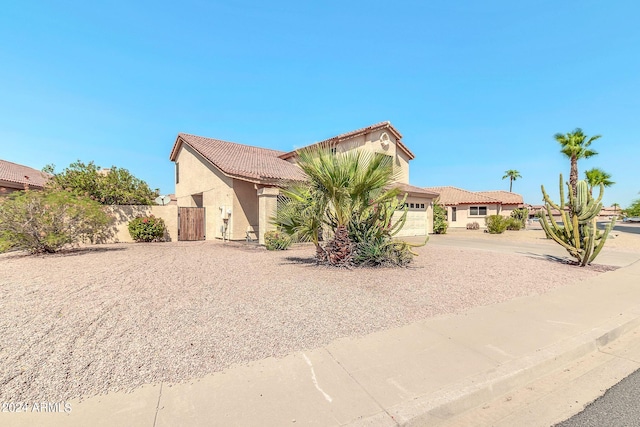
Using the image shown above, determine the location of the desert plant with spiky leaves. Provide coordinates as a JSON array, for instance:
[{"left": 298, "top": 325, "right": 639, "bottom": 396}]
[
  {"left": 540, "top": 174, "right": 615, "bottom": 266},
  {"left": 273, "top": 144, "right": 421, "bottom": 266}
]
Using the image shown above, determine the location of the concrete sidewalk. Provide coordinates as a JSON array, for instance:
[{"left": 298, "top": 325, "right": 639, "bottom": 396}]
[{"left": 5, "top": 259, "right": 640, "bottom": 427}]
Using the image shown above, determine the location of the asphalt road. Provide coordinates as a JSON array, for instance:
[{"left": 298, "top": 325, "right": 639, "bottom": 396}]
[{"left": 555, "top": 368, "right": 640, "bottom": 427}]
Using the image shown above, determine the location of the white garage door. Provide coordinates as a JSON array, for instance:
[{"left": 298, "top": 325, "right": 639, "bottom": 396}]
[{"left": 395, "top": 208, "right": 428, "bottom": 237}]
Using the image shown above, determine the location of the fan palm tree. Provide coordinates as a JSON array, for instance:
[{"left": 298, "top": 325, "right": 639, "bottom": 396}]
[
  {"left": 584, "top": 168, "right": 615, "bottom": 194},
  {"left": 275, "top": 145, "right": 402, "bottom": 265},
  {"left": 554, "top": 128, "right": 600, "bottom": 196},
  {"left": 502, "top": 169, "right": 521, "bottom": 192}
]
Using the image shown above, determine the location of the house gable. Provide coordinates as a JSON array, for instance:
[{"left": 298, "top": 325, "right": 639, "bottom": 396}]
[{"left": 279, "top": 122, "right": 414, "bottom": 184}]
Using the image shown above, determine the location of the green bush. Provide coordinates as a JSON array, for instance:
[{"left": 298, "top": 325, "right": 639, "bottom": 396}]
[
  {"left": 264, "top": 230, "right": 291, "bottom": 250},
  {"left": 466, "top": 222, "right": 480, "bottom": 230},
  {"left": 485, "top": 215, "right": 508, "bottom": 234},
  {"left": 510, "top": 208, "right": 529, "bottom": 229},
  {"left": 505, "top": 217, "right": 522, "bottom": 231},
  {"left": 128, "top": 215, "right": 166, "bottom": 242},
  {"left": 433, "top": 200, "right": 448, "bottom": 234},
  {"left": 0, "top": 189, "right": 111, "bottom": 254}
]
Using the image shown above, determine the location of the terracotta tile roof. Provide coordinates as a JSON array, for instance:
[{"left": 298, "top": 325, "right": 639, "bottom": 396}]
[
  {"left": 0, "top": 159, "right": 51, "bottom": 189},
  {"left": 279, "top": 121, "right": 416, "bottom": 161},
  {"left": 476, "top": 190, "right": 524, "bottom": 205},
  {"left": 393, "top": 183, "right": 439, "bottom": 198},
  {"left": 424, "top": 186, "right": 501, "bottom": 205},
  {"left": 170, "top": 134, "right": 306, "bottom": 183}
]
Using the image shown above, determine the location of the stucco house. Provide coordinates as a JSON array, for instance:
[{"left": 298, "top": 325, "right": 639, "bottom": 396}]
[
  {"left": 0, "top": 159, "right": 50, "bottom": 195},
  {"left": 425, "top": 186, "right": 524, "bottom": 228},
  {"left": 169, "top": 122, "right": 438, "bottom": 243}
]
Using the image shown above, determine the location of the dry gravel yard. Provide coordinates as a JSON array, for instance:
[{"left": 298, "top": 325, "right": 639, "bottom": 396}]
[{"left": 0, "top": 236, "right": 632, "bottom": 402}]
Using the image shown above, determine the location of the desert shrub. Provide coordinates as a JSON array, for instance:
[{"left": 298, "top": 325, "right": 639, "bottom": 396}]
[
  {"left": 505, "top": 217, "right": 523, "bottom": 231},
  {"left": 433, "top": 199, "right": 448, "bottom": 234},
  {"left": 264, "top": 230, "right": 291, "bottom": 250},
  {"left": 466, "top": 222, "right": 480, "bottom": 230},
  {"left": 485, "top": 215, "right": 508, "bottom": 234},
  {"left": 128, "top": 215, "right": 166, "bottom": 242},
  {"left": 510, "top": 208, "right": 529, "bottom": 229},
  {"left": 0, "top": 189, "right": 111, "bottom": 254},
  {"left": 347, "top": 195, "right": 422, "bottom": 267}
]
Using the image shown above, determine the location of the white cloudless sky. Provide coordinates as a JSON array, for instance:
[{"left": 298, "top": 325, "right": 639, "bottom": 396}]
[{"left": 1, "top": 1, "right": 638, "bottom": 206}]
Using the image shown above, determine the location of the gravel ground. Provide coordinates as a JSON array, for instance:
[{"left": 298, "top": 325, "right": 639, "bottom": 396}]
[{"left": 0, "top": 239, "right": 622, "bottom": 402}]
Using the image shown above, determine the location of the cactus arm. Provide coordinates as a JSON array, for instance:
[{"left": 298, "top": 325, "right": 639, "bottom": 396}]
[
  {"left": 540, "top": 210, "right": 581, "bottom": 259},
  {"left": 588, "top": 217, "right": 616, "bottom": 264}
]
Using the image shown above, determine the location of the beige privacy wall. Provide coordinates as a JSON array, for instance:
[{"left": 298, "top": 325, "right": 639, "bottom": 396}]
[{"left": 104, "top": 205, "right": 178, "bottom": 243}]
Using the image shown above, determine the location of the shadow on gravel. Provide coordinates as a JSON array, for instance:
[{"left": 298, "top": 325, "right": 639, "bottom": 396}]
[
  {"left": 282, "top": 256, "right": 317, "bottom": 265},
  {"left": 2, "top": 246, "right": 129, "bottom": 259},
  {"left": 57, "top": 246, "right": 128, "bottom": 256},
  {"left": 520, "top": 252, "right": 619, "bottom": 272}
]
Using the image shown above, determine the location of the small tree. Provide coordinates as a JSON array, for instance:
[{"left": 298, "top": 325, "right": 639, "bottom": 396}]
[
  {"left": 510, "top": 207, "right": 529, "bottom": 229},
  {"left": 0, "top": 189, "right": 111, "bottom": 253},
  {"left": 432, "top": 198, "right": 448, "bottom": 234},
  {"left": 46, "top": 161, "right": 159, "bottom": 205},
  {"left": 273, "top": 146, "right": 421, "bottom": 266},
  {"left": 626, "top": 199, "right": 640, "bottom": 217}
]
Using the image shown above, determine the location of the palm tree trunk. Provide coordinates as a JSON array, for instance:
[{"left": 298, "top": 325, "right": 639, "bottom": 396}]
[
  {"left": 324, "top": 224, "right": 353, "bottom": 266},
  {"left": 509, "top": 178, "right": 513, "bottom": 192},
  {"left": 569, "top": 156, "right": 579, "bottom": 197}
]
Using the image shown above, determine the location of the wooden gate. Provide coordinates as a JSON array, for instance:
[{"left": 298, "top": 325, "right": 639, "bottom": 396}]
[{"left": 178, "top": 207, "right": 206, "bottom": 241}]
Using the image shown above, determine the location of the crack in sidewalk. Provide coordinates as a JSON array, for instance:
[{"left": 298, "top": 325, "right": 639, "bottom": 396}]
[
  {"left": 324, "top": 348, "right": 400, "bottom": 426},
  {"left": 152, "top": 382, "right": 163, "bottom": 427}
]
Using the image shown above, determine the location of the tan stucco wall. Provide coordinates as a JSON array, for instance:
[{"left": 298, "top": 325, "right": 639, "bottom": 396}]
[
  {"left": 334, "top": 131, "right": 410, "bottom": 184},
  {"left": 446, "top": 204, "right": 501, "bottom": 228},
  {"left": 104, "top": 205, "right": 178, "bottom": 243},
  {"left": 174, "top": 144, "right": 236, "bottom": 240},
  {"left": 232, "top": 179, "right": 259, "bottom": 240},
  {"left": 258, "top": 187, "right": 279, "bottom": 244},
  {"left": 365, "top": 129, "right": 410, "bottom": 184}
]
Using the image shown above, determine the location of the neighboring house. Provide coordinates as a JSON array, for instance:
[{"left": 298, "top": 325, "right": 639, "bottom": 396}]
[
  {"left": 0, "top": 159, "right": 50, "bottom": 195},
  {"left": 425, "top": 186, "right": 524, "bottom": 228},
  {"left": 169, "top": 121, "right": 439, "bottom": 243},
  {"left": 530, "top": 204, "right": 621, "bottom": 222}
]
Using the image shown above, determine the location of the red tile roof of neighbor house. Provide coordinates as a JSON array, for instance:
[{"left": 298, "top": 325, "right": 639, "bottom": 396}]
[
  {"left": 170, "top": 134, "right": 306, "bottom": 183},
  {"left": 424, "top": 186, "right": 501, "bottom": 205},
  {"left": 0, "top": 159, "right": 51, "bottom": 189},
  {"left": 476, "top": 190, "right": 524, "bottom": 205},
  {"left": 278, "top": 121, "right": 416, "bottom": 161}
]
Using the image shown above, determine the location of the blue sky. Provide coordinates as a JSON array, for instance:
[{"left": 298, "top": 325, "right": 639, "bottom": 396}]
[{"left": 1, "top": 1, "right": 639, "bottom": 207}]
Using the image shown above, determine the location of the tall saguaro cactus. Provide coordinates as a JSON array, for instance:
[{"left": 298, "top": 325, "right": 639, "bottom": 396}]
[{"left": 540, "top": 174, "right": 615, "bottom": 266}]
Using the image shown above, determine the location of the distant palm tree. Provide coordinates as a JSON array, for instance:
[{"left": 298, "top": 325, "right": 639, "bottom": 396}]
[
  {"left": 612, "top": 203, "right": 620, "bottom": 218},
  {"left": 502, "top": 169, "right": 521, "bottom": 192},
  {"left": 554, "top": 128, "right": 600, "bottom": 196},
  {"left": 584, "top": 168, "right": 615, "bottom": 194}
]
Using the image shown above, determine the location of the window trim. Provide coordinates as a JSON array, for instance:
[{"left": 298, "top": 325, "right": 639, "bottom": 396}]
[{"left": 469, "top": 206, "right": 488, "bottom": 216}]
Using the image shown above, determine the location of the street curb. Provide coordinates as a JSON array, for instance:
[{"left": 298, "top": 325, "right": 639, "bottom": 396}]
[{"left": 350, "top": 309, "right": 640, "bottom": 426}]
